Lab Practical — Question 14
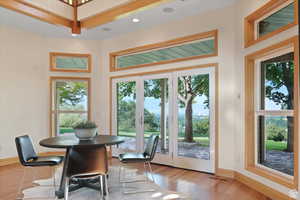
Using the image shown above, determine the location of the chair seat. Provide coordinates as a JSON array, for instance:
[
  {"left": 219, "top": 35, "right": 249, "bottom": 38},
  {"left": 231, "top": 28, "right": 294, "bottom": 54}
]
[
  {"left": 119, "top": 153, "right": 149, "bottom": 163},
  {"left": 25, "top": 156, "right": 64, "bottom": 167}
]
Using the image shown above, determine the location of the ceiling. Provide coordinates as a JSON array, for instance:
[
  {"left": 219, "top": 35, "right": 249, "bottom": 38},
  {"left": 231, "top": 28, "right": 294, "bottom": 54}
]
[{"left": 0, "top": 0, "right": 236, "bottom": 40}]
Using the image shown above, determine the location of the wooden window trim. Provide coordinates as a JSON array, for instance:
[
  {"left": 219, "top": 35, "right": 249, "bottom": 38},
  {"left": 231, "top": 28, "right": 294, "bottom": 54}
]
[
  {"left": 245, "top": 36, "right": 299, "bottom": 189},
  {"left": 49, "top": 76, "right": 91, "bottom": 137},
  {"left": 109, "top": 30, "right": 218, "bottom": 72},
  {"left": 50, "top": 52, "right": 92, "bottom": 73},
  {"left": 244, "top": 0, "right": 298, "bottom": 48}
]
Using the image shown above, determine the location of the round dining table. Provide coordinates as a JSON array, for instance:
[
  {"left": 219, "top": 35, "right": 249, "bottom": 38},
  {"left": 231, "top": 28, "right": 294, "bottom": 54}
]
[{"left": 40, "top": 134, "right": 124, "bottom": 199}]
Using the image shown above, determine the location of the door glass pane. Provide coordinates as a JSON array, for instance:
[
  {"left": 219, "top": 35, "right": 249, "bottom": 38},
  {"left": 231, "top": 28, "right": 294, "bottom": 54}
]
[
  {"left": 261, "top": 52, "right": 294, "bottom": 110},
  {"left": 177, "top": 74, "right": 210, "bottom": 160},
  {"left": 258, "top": 116, "right": 294, "bottom": 176},
  {"left": 144, "top": 78, "right": 169, "bottom": 154},
  {"left": 258, "top": 3, "right": 294, "bottom": 37},
  {"left": 117, "top": 81, "right": 137, "bottom": 151}
]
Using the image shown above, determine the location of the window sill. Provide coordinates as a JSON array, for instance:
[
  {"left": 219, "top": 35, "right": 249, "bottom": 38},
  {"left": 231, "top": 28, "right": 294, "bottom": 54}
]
[{"left": 246, "top": 165, "right": 297, "bottom": 189}]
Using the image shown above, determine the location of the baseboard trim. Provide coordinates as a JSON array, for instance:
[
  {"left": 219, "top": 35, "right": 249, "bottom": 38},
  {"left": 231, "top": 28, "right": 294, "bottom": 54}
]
[
  {"left": 216, "top": 168, "right": 235, "bottom": 178},
  {"left": 0, "top": 151, "right": 65, "bottom": 167},
  {"left": 0, "top": 157, "right": 19, "bottom": 166},
  {"left": 235, "top": 172, "right": 292, "bottom": 200}
]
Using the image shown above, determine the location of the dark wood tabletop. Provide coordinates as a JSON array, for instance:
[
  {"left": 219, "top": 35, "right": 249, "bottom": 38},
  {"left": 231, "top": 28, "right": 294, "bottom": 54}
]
[{"left": 39, "top": 135, "right": 124, "bottom": 149}]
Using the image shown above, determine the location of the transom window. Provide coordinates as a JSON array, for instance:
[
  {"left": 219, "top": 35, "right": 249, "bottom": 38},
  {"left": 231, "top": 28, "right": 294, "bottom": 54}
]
[
  {"left": 256, "top": 1, "right": 294, "bottom": 38},
  {"left": 244, "top": 0, "right": 298, "bottom": 47},
  {"left": 50, "top": 77, "right": 90, "bottom": 136},
  {"left": 116, "top": 38, "right": 215, "bottom": 69},
  {"left": 50, "top": 52, "right": 91, "bottom": 73},
  {"left": 110, "top": 30, "right": 218, "bottom": 71}
]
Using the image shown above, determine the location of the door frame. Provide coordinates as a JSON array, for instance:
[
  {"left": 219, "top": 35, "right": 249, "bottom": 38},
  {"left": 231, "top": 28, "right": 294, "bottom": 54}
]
[
  {"left": 172, "top": 67, "right": 216, "bottom": 173},
  {"left": 109, "top": 63, "right": 219, "bottom": 173}
]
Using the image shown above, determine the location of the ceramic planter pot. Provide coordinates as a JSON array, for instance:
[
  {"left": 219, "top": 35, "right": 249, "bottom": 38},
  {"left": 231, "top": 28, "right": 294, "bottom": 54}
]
[{"left": 74, "top": 128, "right": 97, "bottom": 140}]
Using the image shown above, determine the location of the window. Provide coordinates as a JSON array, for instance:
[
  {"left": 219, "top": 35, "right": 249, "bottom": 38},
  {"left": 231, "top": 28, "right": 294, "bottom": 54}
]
[
  {"left": 50, "top": 53, "right": 91, "bottom": 72},
  {"left": 110, "top": 30, "right": 218, "bottom": 71},
  {"left": 50, "top": 77, "right": 90, "bottom": 136},
  {"left": 244, "top": 0, "right": 298, "bottom": 48},
  {"left": 257, "top": 52, "right": 294, "bottom": 176},
  {"left": 245, "top": 36, "right": 298, "bottom": 188}
]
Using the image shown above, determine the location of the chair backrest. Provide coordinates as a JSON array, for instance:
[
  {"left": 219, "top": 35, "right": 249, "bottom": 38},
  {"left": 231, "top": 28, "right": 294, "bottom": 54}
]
[
  {"left": 15, "top": 135, "right": 38, "bottom": 166},
  {"left": 66, "top": 146, "right": 108, "bottom": 178},
  {"left": 144, "top": 135, "right": 159, "bottom": 161}
]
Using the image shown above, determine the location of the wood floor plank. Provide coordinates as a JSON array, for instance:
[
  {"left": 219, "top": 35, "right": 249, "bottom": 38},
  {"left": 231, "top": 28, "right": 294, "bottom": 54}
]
[{"left": 0, "top": 159, "right": 268, "bottom": 200}]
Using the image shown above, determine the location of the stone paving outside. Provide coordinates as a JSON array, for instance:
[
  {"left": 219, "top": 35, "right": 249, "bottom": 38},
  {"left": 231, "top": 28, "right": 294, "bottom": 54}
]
[
  {"left": 118, "top": 137, "right": 293, "bottom": 176},
  {"left": 263, "top": 150, "right": 294, "bottom": 176}
]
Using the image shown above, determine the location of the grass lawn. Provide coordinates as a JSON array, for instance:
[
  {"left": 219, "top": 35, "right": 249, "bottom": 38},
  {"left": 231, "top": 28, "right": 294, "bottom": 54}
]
[
  {"left": 118, "top": 131, "right": 288, "bottom": 151},
  {"left": 266, "top": 140, "right": 287, "bottom": 151},
  {"left": 119, "top": 131, "right": 210, "bottom": 146},
  {"left": 60, "top": 127, "right": 74, "bottom": 134}
]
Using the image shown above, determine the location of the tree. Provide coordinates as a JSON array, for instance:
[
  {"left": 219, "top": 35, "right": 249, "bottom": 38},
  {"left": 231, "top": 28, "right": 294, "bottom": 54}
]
[
  {"left": 117, "top": 100, "right": 136, "bottom": 132},
  {"left": 178, "top": 75, "right": 209, "bottom": 142},
  {"left": 194, "top": 117, "right": 209, "bottom": 137},
  {"left": 264, "top": 52, "right": 294, "bottom": 152},
  {"left": 57, "top": 81, "right": 87, "bottom": 107}
]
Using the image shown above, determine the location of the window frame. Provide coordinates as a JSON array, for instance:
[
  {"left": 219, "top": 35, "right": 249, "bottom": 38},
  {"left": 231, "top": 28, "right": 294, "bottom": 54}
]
[
  {"left": 245, "top": 36, "right": 299, "bottom": 189},
  {"left": 109, "top": 30, "right": 218, "bottom": 72},
  {"left": 244, "top": 0, "right": 298, "bottom": 48},
  {"left": 49, "top": 76, "right": 91, "bottom": 137},
  {"left": 50, "top": 52, "right": 92, "bottom": 73}
]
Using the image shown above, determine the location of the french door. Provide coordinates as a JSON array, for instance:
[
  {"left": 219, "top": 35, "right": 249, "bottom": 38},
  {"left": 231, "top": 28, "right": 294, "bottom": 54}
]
[{"left": 111, "top": 67, "right": 216, "bottom": 173}]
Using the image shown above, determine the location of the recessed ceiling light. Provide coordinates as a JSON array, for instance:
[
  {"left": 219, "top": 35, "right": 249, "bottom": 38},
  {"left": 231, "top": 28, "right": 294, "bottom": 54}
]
[
  {"left": 132, "top": 18, "right": 140, "bottom": 23},
  {"left": 163, "top": 7, "right": 175, "bottom": 13}
]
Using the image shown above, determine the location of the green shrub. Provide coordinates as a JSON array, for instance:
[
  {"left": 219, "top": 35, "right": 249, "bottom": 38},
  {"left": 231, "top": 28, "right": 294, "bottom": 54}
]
[
  {"left": 60, "top": 114, "right": 83, "bottom": 128},
  {"left": 266, "top": 124, "right": 286, "bottom": 142},
  {"left": 73, "top": 121, "right": 97, "bottom": 129}
]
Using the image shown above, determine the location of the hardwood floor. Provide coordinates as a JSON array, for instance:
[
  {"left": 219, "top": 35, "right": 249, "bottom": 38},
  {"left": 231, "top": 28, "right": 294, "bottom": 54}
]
[{"left": 0, "top": 159, "right": 268, "bottom": 200}]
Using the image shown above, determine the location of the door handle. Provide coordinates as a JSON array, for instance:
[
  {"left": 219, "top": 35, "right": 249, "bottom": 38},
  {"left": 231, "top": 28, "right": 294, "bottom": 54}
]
[{"left": 140, "top": 115, "right": 143, "bottom": 125}]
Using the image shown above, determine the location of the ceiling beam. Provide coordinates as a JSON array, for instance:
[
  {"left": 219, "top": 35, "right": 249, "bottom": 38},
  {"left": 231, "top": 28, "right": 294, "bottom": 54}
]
[
  {"left": 72, "top": 0, "right": 81, "bottom": 34},
  {"left": 81, "top": 0, "right": 171, "bottom": 29},
  {"left": 0, "top": 0, "right": 73, "bottom": 28}
]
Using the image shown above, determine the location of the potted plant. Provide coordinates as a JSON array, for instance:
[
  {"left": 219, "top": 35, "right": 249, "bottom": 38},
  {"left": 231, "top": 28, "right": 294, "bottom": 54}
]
[{"left": 73, "top": 120, "right": 98, "bottom": 140}]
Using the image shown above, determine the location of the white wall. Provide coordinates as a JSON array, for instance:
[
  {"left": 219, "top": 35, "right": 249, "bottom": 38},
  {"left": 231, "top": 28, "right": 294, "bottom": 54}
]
[
  {"left": 0, "top": 24, "right": 102, "bottom": 157},
  {"left": 234, "top": 0, "right": 299, "bottom": 197}
]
